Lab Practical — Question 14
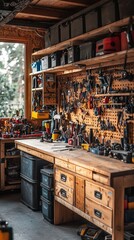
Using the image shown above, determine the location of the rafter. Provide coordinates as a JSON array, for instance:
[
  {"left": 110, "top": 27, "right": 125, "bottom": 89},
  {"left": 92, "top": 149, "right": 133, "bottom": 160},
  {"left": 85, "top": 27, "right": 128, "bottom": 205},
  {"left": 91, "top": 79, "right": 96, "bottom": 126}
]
[
  {"left": 0, "top": 0, "right": 32, "bottom": 26},
  {"left": 60, "top": 0, "right": 89, "bottom": 7},
  {"left": 7, "top": 18, "right": 53, "bottom": 29},
  {"left": 20, "top": 6, "right": 74, "bottom": 20}
]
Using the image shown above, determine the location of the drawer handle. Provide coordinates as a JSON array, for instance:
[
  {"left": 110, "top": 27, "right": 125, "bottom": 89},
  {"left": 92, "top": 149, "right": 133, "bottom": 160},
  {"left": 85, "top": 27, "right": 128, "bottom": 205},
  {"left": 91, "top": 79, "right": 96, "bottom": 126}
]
[
  {"left": 94, "top": 190, "right": 102, "bottom": 200},
  {"left": 94, "top": 209, "right": 102, "bottom": 219},
  {"left": 60, "top": 188, "right": 67, "bottom": 198},
  {"left": 60, "top": 174, "right": 67, "bottom": 182}
]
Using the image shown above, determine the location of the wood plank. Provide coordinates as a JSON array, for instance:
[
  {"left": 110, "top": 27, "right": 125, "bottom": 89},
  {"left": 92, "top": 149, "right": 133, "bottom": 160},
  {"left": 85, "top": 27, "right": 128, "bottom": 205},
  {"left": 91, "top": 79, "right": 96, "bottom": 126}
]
[
  {"left": 61, "top": 0, "right": 89, "bottom": 7},
  {"left": 32, "top": 17, "right": 134, "bottom": 56},
  {"left": 112, "top": 176, "right": 124, "bottom": 240},
  {"left": 15, "top": 139, "right": 134, "bottom": 177},
  {"left": 30, "top": 49, "right": 134, "bottom": 75},
  {"left": 75, "top": 176, "right": 85, "bottom": 211},
  {"left": 55, "top": 197, "right": 113, "bottom": 234},
  {"left": 20, "top": 6, "right": 71, "bottom": 20},
  {"left": 54, "top": 199, "right": 81, "bottom": 225}
]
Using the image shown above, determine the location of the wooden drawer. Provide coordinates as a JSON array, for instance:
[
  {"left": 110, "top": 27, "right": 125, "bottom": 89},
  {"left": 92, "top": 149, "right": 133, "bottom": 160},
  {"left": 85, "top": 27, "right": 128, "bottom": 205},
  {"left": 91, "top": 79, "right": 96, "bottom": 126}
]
[
  {"left": 76, "top": 166, "right": 92, "bottom": 179},
  {"left": 55, "top": 158, "right": 75, "bottom": 172},
  {"left": 85, "top": 181, "right": 114, "bottom": 209},
  {"left": 92, "top": 172, "right": 110, "bottom": 186},
  {"left": 55, "top": 168, "right": 75, "bottom": 189},
  {"left": 55, "top": 182, "right": 74, "bottom": 205},
  {"left": 85, "top": 198, "right": 112, "bottom": 228}
]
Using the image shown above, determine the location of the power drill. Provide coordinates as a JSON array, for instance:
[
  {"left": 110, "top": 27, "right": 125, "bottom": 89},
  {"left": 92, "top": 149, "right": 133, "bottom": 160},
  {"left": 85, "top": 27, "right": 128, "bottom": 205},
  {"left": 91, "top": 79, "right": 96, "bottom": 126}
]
[{"left": 0, "top": 220, "right": 13, "bottom": 240}]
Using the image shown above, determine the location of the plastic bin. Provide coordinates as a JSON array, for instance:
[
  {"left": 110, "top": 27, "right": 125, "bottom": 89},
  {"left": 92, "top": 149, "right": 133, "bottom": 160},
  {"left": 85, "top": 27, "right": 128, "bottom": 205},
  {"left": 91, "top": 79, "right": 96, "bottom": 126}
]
[
  {"left": 85, "top": 9, "right": 100, "bottom": 32},
  {"left": 50, "top": 24, "right": 60, "bottom": 45},
  {"left": 60, "top": 21, "right": 71, "bottom": 42},
  {"left": 50, "top": 51, "right": 62, "bottom": 68},
  {"left": 67, "top": 45, "right": 80, "bottom": 63},
  {"left": 79, "top": 42, "right": 95, "bottom": 60},
  {"left": 40, "top": 182, "right": 54, "bottom": 202},
  {"left": 101, "top": 0, "right": 119, "bottom": 26},
  {"left": 21, "top": 152, "right": 47, "bottom": 181},
  {"left": 41, "top": 196, "right": 54, "bottom": 223},
  {"left": 118, "top": 0, "right": 134, "bottom": 19},
  {"left": 21, "top": 174, "right": 40, "bottom": 210},
  {"left": 71, "top": 15, "right": 84, "bottom": 38},
  {"left": 40, "top": 168, "right": 54, "bottom": 188},
  {"left": 41, "top": 55, "right": 51, "bottom": 70}
]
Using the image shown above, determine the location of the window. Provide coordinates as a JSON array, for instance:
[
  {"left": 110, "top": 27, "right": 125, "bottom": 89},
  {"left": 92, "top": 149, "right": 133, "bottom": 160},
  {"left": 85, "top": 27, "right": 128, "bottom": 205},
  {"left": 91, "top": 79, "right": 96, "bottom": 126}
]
[{"left": 0, "top": 42, "right": 25, "bottom": 118}]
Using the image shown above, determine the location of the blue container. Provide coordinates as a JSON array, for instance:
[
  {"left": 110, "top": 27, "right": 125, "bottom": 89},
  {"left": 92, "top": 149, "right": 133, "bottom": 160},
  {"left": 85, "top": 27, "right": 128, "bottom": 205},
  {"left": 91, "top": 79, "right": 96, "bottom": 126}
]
[{"left": 31, "top": 59, "right": 41, "bottom": 73}]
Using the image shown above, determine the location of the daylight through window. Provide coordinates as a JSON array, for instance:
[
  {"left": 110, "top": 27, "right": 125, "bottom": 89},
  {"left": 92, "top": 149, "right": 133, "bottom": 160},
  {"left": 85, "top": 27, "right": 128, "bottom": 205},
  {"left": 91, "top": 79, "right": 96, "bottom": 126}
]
[{"left": 0, "top": 42, "right": 25, "bottom": 118}]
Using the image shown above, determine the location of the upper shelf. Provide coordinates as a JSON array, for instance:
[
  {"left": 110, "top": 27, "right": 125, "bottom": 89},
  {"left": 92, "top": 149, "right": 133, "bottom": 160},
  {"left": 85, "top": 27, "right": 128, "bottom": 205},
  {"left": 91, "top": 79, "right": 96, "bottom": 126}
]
[
  {"left": 32, "top": 16, "right": 134, "bottom": 57},
  {"left": 30, "top": 48, "right": 134, "bottom": 75}
]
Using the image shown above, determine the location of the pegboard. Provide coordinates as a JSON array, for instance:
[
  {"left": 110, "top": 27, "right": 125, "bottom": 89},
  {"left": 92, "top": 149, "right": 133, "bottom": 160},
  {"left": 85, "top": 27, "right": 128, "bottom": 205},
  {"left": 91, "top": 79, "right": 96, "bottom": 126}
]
[{"left": 57, "top": 62, "right": 134, "bottom": 144}]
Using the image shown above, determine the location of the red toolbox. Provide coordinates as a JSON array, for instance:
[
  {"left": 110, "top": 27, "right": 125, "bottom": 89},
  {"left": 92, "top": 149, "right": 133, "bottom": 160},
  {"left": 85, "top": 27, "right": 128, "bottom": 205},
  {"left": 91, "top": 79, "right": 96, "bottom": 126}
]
[{"left": 96, "top": 36, "right": 121, "bottom": 56}]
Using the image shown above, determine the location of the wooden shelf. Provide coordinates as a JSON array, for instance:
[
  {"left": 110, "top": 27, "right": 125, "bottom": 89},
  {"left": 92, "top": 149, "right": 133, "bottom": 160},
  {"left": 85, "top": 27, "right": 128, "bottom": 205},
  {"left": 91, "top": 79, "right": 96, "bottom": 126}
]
[
  {"left": 94, "top": 92, "right": 134, "bottom": 97},
  {"left": 32, "top": 16, "right": 134, "bottom": 57},
  {"left": 30, "top": 48, "right": 134, "bottom": 75}
]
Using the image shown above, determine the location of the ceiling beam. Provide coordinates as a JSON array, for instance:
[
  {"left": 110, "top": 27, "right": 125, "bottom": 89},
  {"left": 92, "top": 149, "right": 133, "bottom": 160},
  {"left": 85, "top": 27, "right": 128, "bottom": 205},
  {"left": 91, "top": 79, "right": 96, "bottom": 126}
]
[
  {"left": 7, "top": 18, "right": 54, "bottom": 29},
  {"left": 20, "top": 6, "right": 74, "bottom": 20},
  {"left": 0, "top": 0, "right": 32, "bottom": 26},
  {"left": 60, "top": 0, "right": 89, "bottom": 7}
]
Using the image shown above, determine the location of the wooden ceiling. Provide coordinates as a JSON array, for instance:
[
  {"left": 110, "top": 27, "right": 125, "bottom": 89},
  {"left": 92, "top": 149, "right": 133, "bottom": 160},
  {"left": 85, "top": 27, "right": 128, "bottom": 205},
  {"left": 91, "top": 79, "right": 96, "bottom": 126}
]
[{"left": 0, "top": 0, "right": 101, "bottom": 29}]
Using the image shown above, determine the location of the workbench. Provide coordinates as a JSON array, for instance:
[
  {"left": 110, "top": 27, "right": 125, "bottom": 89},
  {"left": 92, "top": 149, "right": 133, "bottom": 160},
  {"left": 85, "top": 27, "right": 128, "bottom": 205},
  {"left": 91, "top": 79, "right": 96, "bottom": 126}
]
[{"left": 15, "top": 139, "right": 134, "bottom": 240}]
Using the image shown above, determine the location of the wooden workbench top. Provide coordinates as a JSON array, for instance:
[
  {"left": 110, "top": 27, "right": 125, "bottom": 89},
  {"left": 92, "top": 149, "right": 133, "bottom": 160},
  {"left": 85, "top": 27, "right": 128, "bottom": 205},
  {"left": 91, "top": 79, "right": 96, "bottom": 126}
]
[{"left": 15, "top": 139, "right": 134, "bottom": 177}]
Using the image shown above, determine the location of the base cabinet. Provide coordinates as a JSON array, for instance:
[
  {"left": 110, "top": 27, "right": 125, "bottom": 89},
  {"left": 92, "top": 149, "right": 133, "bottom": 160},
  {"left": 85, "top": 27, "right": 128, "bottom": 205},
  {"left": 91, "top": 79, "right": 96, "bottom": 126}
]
[
  {"left": 0, "top": 138, "right": 21, "bottom": 191},
  {"left": 54, "top": 163, "right": 114, "bottom": 236}
]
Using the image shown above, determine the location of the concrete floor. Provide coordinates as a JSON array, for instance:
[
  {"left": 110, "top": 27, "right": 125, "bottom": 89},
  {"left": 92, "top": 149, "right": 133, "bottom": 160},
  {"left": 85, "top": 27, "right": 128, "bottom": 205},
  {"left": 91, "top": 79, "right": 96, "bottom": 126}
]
[{"left": 0, "top": 191, "right": 83, "bottom": 240}]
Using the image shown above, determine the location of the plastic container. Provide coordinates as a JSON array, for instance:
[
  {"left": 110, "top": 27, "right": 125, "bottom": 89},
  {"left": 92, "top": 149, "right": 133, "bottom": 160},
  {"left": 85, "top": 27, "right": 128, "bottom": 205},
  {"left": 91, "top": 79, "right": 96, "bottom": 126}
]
[
  {"left": 50, "top": 24, "right": 60, "bottom": 45},
  {"left": 50, "top": 51, "right": 62, "bottom": 68},
  {"left": 118, "top": 0, "right": 134, "bottom": 19},
  {"left": 41, "top": 196, "right": 54, "bottom": 223},
  {"left": 21, "top": 152, "right": 47, "bottom": 181},
  {"left": 67, "top": 45, "right": 80, "bottom": 63},
  {"left": 85, "top": 9, "right": 100, "bottom": 32},
  {"left": 79, "top": 42, "right": 95, "bottom": 60},
  {"left": 41, "top": 55, "right": 51, "bottom": 70},
  {"left": 40, "top": 182, "right": 54, "bottom": 202},
  {"left": 60, "top": 21, "right": 71, "bottom": 42},
  {"left": 71, "top": 15, "right": 84, "bottom": 38},
  {"left": 101, "top": 0, "right": 119, "bottom": 26},
  {"left": 21, "top": 174, "right": 40, "bottom": 210},
  {"left": 40, "top": 168, "right": 54, "bottom": 188}
]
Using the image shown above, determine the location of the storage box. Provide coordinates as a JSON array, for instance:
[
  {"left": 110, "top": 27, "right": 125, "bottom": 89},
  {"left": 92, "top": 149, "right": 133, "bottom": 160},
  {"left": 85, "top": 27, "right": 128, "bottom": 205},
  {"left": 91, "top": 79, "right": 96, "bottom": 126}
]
[
  {"left": 32, "top": 111, "right": 49, "bottom": 119},
  {"left": 71, "top": 15, "right": 84, "bottom": 38},
  {"left": 51, "top": 51, "right": 62, "bottom": 68},
  {"left": 67, "top": 45, "right": 80, "bottom": 63},
  {"left": 21, "top": 174, "right": 40, "bottom": 210},
  {"left": 79, "top": 42, "right": 95, "bottom": 60},
  {"left": 118, "top": 0, "right": 134, "bottom": 19},
  {"left": 124, "top": 209, "right": 134, "bottom": 223},
  {"left": 101, "top": 0, "right": 119, "bottom": 26},
  {"left": 50, "top": 24, "right": 60, "bottom": 45},
  {"left": 60, "top": 49, "right": 68, "bottom": 65},
  {"left": 41, "top": 56, "right": 51, "bottom": 70},
  {"left": 60, "top": 21, "right": 71, "bottom": 42},
  {"left": 40, "top": 168, "right": 54, "bottom": 188},
  {"left": 96, "top": 36, "right": 121, "bottom": 56},
  {"left": 41, "top": 196, "right": 54, "bottom": 223},
  {"left": 45, "top": 30, "right": 51, "bottom": 48},
  {"left": 85, "top": 9, "right": 100, "bottom": 32},
  {"left": 21, "top": 152, "right": 46, "bottom": 181},
  {"left": 40, "top": 182, "right": 54, "bottom": 202},
  {"left": 31, "top": 60, "right": 41, "bottom": 73}
]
